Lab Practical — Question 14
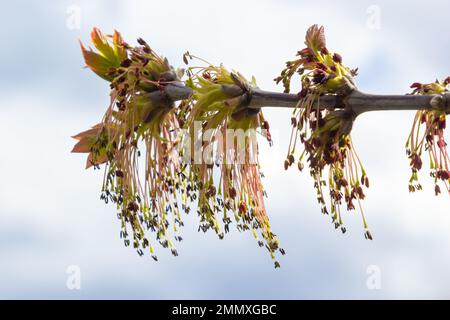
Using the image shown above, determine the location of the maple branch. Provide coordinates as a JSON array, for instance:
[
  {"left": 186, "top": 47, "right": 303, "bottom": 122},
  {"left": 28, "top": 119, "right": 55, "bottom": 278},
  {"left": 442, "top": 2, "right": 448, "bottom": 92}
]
[{"left": 163, "top": 83, "right": 450, "bottom": 115}]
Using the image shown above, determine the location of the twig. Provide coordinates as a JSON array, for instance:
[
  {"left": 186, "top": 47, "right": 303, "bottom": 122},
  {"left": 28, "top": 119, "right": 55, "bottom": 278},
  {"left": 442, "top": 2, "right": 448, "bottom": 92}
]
[{"left": 162, "top": 83, "right": 450, "bottom": 115}]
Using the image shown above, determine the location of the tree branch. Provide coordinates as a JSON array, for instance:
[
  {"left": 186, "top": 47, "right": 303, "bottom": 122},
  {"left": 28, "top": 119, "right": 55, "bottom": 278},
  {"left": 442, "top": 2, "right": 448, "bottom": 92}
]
[{"left": 163, "top": 83, "right": 450, "bottom": 115}]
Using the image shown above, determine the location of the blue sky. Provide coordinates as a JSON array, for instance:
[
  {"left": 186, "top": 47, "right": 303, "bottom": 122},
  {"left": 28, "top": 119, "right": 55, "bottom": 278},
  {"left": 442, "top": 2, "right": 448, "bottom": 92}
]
[{"left": 0, "top": 0, "right": 449, "bottom": 299}]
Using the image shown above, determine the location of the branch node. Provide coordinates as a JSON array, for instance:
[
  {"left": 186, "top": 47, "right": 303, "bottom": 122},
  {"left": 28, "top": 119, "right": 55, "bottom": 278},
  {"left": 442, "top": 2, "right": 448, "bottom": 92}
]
[{"left": 430, "top": 94, "right": 444, "bottom": 110}]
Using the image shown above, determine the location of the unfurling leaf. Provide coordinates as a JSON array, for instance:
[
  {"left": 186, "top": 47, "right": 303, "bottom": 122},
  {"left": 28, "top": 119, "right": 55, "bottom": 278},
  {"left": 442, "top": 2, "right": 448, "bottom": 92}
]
[
  {"left": 305, "top": 24, "right": 326, "bottom": 53},
  {"left": 79, "top": 28, "right": 127, "bottom": 81}
]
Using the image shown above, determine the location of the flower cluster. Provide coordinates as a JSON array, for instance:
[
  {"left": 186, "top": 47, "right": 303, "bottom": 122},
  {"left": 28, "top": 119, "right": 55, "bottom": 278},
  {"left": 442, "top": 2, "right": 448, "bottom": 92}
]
[
  {"left": 406, "top": 77, "right": 450, "bottom": 195},
  {"left": 74, "top": 28, "right": 188, "bottom": 259},
  {"left": 275, "top": 25, "right": 358, "bottom": 96},
  {"left": 74, "top": 29, "right": 282, "bottom": 266},
  {"left": 275, "top": 25, "right": 371, "bottom": 239},
  {"left": 182, "top": 54, "right": 283, "bottom": 266}
]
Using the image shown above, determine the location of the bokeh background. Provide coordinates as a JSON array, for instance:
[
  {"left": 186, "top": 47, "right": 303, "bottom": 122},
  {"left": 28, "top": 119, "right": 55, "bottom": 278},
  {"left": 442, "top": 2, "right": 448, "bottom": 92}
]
[{"left": 0, "top": 0, "right": 449, "bottom": 299}]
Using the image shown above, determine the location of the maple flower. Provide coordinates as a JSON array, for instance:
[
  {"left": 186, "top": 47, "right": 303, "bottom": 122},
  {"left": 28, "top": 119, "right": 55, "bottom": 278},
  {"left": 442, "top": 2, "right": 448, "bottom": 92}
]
[
  {"left": 74, "top": 28, "right": 188, "bottom": 259},
  {"left": 182, "top": 53, "right": 282, "bottom": 265},
  {"left": 275, "top": 25, "right": 371, "bottom": 239},
  {"left": 406, "top": 77, "right": 450, "bottom": 194}
]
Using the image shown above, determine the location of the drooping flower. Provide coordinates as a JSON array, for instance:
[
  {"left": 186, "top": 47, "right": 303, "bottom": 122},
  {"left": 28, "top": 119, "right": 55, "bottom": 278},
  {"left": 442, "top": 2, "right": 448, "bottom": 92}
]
[
  {"left": 275, "top": 25, "right": 371, "bottom": 239},
  {"left": 182, "top": 53, "right": 282, "bottom": 265},
  {"left": 74, "top": 28, "right": 189, "bottom": 259},
  {"left": 406, "top": 77, "right": 450, "bottom": 194}
]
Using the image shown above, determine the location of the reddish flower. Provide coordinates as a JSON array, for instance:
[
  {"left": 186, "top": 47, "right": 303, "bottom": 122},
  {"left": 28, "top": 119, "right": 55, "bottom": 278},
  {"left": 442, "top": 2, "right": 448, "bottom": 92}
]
[
  {"left": 406, "top": 77, "right": 450, "bottom": 194},
  {"left": 277, "top": 25, "right": 370, "bottom": 239},
  {"left": 74, "top": 29, "right": 190, "bottom": 260}
]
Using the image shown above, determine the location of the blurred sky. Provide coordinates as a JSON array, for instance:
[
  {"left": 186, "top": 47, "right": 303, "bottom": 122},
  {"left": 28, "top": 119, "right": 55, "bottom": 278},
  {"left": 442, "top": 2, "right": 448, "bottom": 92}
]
[{"left": 0, "top": 0, "right": 449, "bottom": 299}]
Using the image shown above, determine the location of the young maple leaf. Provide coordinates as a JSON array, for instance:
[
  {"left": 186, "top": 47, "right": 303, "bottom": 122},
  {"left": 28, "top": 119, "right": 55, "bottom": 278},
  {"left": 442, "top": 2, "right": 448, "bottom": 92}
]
[
  {"left": 305, "top": 24, "right": 326, "bottom": 53},
  {"left": 79, "top": 28, "right": 127, "bottom": 81}
]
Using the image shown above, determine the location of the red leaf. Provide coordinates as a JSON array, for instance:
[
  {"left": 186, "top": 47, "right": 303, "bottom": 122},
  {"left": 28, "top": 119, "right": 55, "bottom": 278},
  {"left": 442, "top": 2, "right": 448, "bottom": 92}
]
[
  {"left": 305, "top": 24, "right": 326, "bottom": 52},
  {"left": 85, "top": 153, "right": 108, "bottom": 169},
  {"left": 71, "top": 139, "right": 92, "bottom": 153}
]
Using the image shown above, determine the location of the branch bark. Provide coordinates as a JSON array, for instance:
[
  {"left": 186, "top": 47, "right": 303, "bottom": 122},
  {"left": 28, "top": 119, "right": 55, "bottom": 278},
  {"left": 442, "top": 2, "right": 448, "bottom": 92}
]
[{"left": 163, "top": 83, "right": 450, "bottom": 115}]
